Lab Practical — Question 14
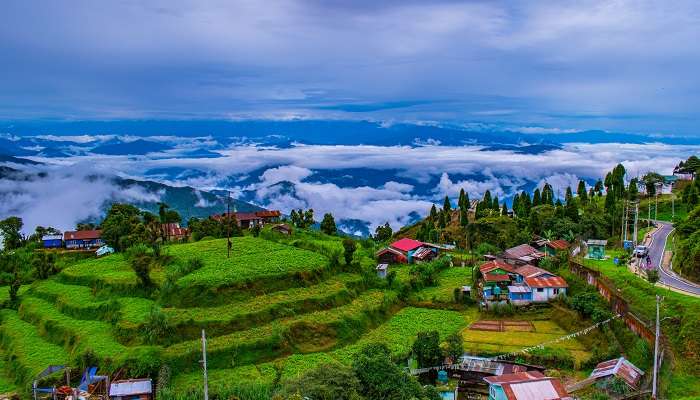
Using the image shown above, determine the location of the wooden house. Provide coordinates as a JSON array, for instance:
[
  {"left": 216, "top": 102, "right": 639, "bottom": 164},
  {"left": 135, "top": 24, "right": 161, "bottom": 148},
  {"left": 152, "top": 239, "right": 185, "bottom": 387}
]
[
  {"left": 162, "top": 223, "right": 188, "bottom": 241},
  {"left": 271, "top": 223, "right": 292, "bottom": 235},
  {"left": 536, "top": 239, "right": 571, "bottom": 256},
  {"left": 64, "top": 230, "right": 104, "bottom": 249},
  {"left": 478, "top": 260, "right": 567, "bottom": 305}
]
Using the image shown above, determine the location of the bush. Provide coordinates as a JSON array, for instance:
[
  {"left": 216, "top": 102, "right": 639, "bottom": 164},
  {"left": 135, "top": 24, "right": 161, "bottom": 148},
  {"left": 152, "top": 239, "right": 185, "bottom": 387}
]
[{"left": 143, "top": 306, "right": 170, "bottom": 344}]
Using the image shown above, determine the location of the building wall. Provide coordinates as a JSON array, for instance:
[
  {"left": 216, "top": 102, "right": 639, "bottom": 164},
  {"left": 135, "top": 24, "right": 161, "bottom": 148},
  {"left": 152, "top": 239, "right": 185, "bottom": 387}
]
[{"left": 43, "top": 239, "right": 62, "bottom": 248}]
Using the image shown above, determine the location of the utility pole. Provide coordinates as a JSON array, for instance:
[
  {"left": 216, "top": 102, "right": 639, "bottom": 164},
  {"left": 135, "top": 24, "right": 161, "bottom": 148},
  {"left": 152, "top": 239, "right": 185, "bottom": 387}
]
[
  {"left": 201, "top": 330, "right": 209, "bottom": 400},
  {"left": 633, "top": 201, "right": 639, "bottom": 247},
  {"left": 652, "top": 295, "right": 661, "bottom": 399},
  {"left": 227, "top": 192, "right": 231, "bottom": 259}
]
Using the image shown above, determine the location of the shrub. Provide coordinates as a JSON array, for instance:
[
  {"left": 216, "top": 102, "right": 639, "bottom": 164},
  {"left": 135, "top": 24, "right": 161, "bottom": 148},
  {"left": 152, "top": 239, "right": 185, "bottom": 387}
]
[
  {"left": 143, "top": 306, "right": 170, "bottom": 344},
  {"left": 278, "top": 362, "right": 361, "bottom": 400},
  {"left": 343, "top": 239, "right": 357, "bottom": 265}
]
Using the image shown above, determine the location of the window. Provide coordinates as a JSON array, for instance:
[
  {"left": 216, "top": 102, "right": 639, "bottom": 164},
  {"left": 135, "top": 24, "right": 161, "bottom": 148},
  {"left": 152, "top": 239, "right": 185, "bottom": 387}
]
[
  {"left": 537, "top": 288, "right": 544, "bottom": 292},
  {"left": 553, "top": 288, "right": 559, "bottom": 295}
]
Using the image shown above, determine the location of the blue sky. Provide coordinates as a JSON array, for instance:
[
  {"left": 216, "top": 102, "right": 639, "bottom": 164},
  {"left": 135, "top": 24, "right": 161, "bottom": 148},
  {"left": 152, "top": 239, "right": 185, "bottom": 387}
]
[{"left": 1, "top": 0, "right": 699, "bottom": 135}]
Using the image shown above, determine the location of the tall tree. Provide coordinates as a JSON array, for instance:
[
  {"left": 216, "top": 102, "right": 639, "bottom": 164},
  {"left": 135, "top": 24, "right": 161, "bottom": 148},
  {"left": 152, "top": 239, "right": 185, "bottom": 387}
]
[
  {"left": 460, "top": 207, "right": 469, "bottom": 226},
  {"left": 0, "top": 217, "right": 24, "bottom": 250},
  {"left": 342, "top": 238, "right": 356, "bottom": 265},
  {"left": 374, "top": 222, "right": 393, "bottom": 242},
  {"left": 492, "top": 195, "right": 500, "bottom": 211},
  {"left": 482, "top": 190, "right": 492, "bottom": 208},
  {"left": 577, "top": 180, "right": 588, "bottom": 204},
  {"left": 412, "top": 331, "right": 442, "bottom": 368},
  {"left": 533, "top": 188, "right": 541, "bottom": 207},
  {"left": 501, "top": 202, "right": 508, "bottom": 216},
  {"left": 458, "top": 189, "right": 467, "bottom": 210},
  {"left": 443, "top": 195, "right": 451, "bottom": 213},
  {"left": 429, "top": 204, "right": 438, "bottom": 220},
  {"left": 320, "top": 213, "right": 337, "bottom": 235}
]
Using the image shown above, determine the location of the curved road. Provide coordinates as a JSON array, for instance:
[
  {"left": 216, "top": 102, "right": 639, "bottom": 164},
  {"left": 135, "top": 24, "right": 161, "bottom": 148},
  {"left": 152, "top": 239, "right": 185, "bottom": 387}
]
[{"left": 649, "top": 221, "right": 700, "bottom": 295}]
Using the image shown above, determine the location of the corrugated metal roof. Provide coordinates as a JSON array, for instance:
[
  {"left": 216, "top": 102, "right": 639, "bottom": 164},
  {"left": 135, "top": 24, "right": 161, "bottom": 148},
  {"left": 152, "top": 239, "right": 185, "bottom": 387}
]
[
  {"left": 109, "top": 379, "right": 152, "bottom": 396},
  {"left": 590, "top": 357, "right": 644, "bottom": 388},
  {"left": 586, "top": 239, "right": 608, "bottom": 246},
  {"left": 479, "top": 260, "right": 516, "bottom": 274},
  {"left": 485, "top": 371, "right": 544, "bottom": 384},
  {"left": 376, "top": 263, "right": 388, "bottom": 271},
  {"left": 525, "top": 276, "right": 568, "bottom": 288},
  {"left": 390, "top": 238, "right": 424, "bottom": 252},
  {"left": 413, "top": 247, "right": 434, "bottom": 260},
  {"left": 504, "top": 244, "right": 542, "bottom": 259},
  {"left": 505, "top": 378, "right": 570, "bottom": 400},
  {"left": 484, "top": 273, "right": 511, "bottom": 282},
  {"left": 42, "top": 235, "right": 63, "bottom": 241},
  {"left": 548, "top": 240, "right": 570, "bottom": 250},
  {"left": 64, "top": 230, "right": 101, "bottom": 240},
  {"left": 515, "top": 265, "right": 551, "bottom": 278},
  {"left": 508, "top": 285, "right": 531, "bottom": 293}
]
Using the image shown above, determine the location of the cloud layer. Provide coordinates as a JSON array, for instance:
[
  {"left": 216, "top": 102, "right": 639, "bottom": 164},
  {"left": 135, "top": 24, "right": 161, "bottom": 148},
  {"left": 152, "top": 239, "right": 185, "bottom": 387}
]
[{"left": 1, "top": 1, "right": 699, "bottom": 134}]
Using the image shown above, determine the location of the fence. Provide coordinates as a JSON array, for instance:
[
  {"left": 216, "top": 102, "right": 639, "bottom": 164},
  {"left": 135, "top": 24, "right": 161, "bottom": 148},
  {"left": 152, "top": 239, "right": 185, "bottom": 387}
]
[{"left": 568, "top": 260, "right": 658, "bottom": 345}]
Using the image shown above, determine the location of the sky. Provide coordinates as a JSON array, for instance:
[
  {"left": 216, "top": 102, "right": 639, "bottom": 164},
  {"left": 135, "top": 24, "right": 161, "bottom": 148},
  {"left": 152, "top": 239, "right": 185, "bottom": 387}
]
[{"left": 1, "top": 0, "right": 700, "bottom": 135}]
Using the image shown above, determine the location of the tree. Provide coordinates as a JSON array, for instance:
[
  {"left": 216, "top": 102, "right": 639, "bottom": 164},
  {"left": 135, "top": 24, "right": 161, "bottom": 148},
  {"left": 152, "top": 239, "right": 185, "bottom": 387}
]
[
  {"left": 642, "top": 172, "right": 664, "bottom": 196},
  {"left": 429, "top": 204, "right": 438, "bottom": 220},
  {"left": 101, "top": 204, "right": 147, "bottom": 251},
  {"left": 458, "top": 189, "right": 467, "bottom": 210},
  {"left": 280, "top": 362, "right": 362, "bottom": 400},
  {"left": 128, "top": 245, "right": 154, "bottom": 288},
  {"left": 460, "top": 207, "right": 469, "bottom": 226},
  {"left": 320, "top": 213, "right": 337, "bottom": 235},
  {"left": 594, "top": 179, "right": 604, "bottom": 196},
  {"left": 304, "top": 209, "right": 315, "bottom": 227},
  {"left": 533, "top": 188, "right": 541, "bottom": 207},
  {"left": 443, "top": 195, "right": 451, "bottom": 213},
  {"left": 0, "top": 217, "right": 23, "bottom": 250},
  {"left": 501, "top": 202, "right": 508, "bottom": 216},
  {"left": 352, "top": 343, "right": 428, "bottom": 400},
  {"left": 290, "top": 210, "right": 299, "bottom": 227},
  {"left": 143, "top": 306, "right": 169, "bottom": 344},
  {"left": 542, "top": 183, "right": 555, "bottom": 206},
  {"left": 32, "top": 252, "right": 57, "bottom": 280},
  {"left": 577, "top": 180, "right": 588, "bottom": 204},
  {"left": 482, "top": 190, "right": 492, "bottom": 210},
  {"left": 412, "top": 331, "right": 442, "bottom": 368},
  {"left": 628, "top": 177, "right": 639, "bottom": 200},
  {"left": 374, "top": 222, "right": 393, "bottom": 242},
  {"left": 444, "top": 332, "right": 464, "bottom": 363},
  {"left": 342, "top": 238, "right": 357, "bottom": 265},
  {"left": 646, "top": 268, "right": 660, "bottom": 285},
  {"left": 76, "top": 222, "right": 96, "bottom": 231},
  {"left": 8, "top": 271, "right": 21, "bottom": 307},
  {"left": 492, "top": 195, "right": 500, "bottom": 211}
]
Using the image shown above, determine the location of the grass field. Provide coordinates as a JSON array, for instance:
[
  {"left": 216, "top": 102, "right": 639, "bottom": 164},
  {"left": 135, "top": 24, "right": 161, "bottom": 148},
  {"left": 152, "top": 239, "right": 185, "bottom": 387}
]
[
  {"left": 59, "top": 254, "right": 166, "bottom": 289},
  {"left": 411, "top": 266, "right": 474, "bottom": 304},
  {"left": 462, "top": 319, "right": 591, "bottom": 364}
]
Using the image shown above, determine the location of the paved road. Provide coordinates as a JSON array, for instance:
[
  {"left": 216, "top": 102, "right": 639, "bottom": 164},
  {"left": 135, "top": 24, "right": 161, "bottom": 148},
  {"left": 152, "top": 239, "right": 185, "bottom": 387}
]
[{"left": 648, "top": 220, "right": 700, "bottom": 295}]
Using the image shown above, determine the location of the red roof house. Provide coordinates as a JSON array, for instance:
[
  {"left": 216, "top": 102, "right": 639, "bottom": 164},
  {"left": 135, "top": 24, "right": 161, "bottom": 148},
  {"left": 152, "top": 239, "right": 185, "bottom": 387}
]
[{"left": 390, "top": 238, "right": 425, "bottom": 253}]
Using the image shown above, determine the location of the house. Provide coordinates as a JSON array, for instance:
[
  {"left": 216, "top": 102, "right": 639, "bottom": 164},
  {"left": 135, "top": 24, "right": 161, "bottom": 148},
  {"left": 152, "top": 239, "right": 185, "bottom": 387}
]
[
  {"left": 524, "top": 276, "right": 568, "bottom": 302},
  {"left": 484, "top": 371, "right": 572, "bottom": 400},
  {"left": 537, "top": 239, "right": 570, "bottom": 256},
  {"left": 586, "top": 240, "right": 608, "bottom": 260},
  {"left": 589, "top": 357, "right": 644, "bottom": 391},
  {"left": 502, "top": 244, "right": 545, "bottom": 266},
  {"left": 376, "top": 263, "right": 389, "bottom": 278},
  {"left": 213, "top": 210, "right": 281, "bottom": 229},
  {"left": 271, "top": 223, "right": 292, "bottom": 235},
  {"left": 479, "top": 260, "right": 519, "bottom": 301},
  {"left": 64, "top": 230, "right": 104, "bottom": 249},
  {"left": 375, "top": 238, "right": 439, "bottom": 264},
  {"left": 478, "top": 260, "right": 567, "bottom": 305},
  {"left": 109, "top": 378, "right": 152, "bottom": 400},
  {"left": 42, "top": 234, "right": 63, "bottom": 249},
  {"left": 162, "top": 223, "right": 188, "bottom": 241}
]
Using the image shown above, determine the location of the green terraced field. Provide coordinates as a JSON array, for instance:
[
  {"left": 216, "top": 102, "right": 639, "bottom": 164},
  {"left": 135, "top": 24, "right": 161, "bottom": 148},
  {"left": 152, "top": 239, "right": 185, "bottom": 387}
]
[
  {"left": 58, "top": 254, "right": 165, "bottom": 289},
  {"left": 166, "top": 273, "right": 364, "bottom": 339},
  {"left": 411, "top": 266, "right": 474, "bottom": 303},
  {"left": 0, "top": 310, "right": 69, "bottom": 387}
]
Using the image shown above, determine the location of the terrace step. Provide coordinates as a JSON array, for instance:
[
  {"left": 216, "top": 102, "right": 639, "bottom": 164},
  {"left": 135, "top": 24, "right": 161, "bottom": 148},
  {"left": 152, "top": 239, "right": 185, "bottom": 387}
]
[
  {"left": 165, "top": 273, "right": 365, "bottom": 341},
  {"left": 29, "top": 280, "right": 155, "bottom": 330},
  {"left": 163, "top": 289, "right": 398, "bottom": 372},
  {"left": 0, "top": 309, "right": 70, "bottom": 390},
  {"left": 16, "top": 296, "right": 161, "bottom": 370}
]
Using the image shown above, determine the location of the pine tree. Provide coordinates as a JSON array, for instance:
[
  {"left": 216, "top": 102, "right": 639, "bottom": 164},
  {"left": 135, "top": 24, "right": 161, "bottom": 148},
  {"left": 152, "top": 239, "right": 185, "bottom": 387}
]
[
  {"left": 577, "top": 180, "right": 588, "bottom": 204},
  {"left": 521, "top": 191, "right": 532, "bottom": 216},
  {"left": 512, "top": 193, "right": 521, "bottom": 216},
  {"left": 565, "top": 186, "right": 574, "bottom": 205},
  {"left": 483, "top": 190, "right": 492, "bottom": 208},
  {"left": 542, "top": 183, "right": 555, "bottom": 206},
  {"left": 492, "top": 195, "right": 500, "bottom": 211},
  {"left": 533, "top": 188, "right": 541, "bottom": 207},
  {"left": 463, "top": 191, "right": 470, "bottom": 212},
  {"left": 460, "top": 207, "right": 469, "bottom": 226},
  {"left": 588, "top": 187, "right": 595, "bottom": 199},
  {"left": 458, "top": 189, "right": 466, "bottom": 210},
  {"left": 443, "top": 195, "right": 452, "bottom": 213},
  {"left": 320, "top": 213, "right": 337, "bottom": 235},
  {"left": 501, "top": 203, "right": 508, "bottom": 216},
  {"left": 429, "top": 204, "right": 438, "bottom": 220}
]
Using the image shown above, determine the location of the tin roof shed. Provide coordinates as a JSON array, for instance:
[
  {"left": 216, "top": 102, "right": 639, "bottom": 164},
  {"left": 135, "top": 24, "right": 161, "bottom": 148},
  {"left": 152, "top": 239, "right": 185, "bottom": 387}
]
[{"left": 109, "top": 379, "right": 152, "bottom": 397}]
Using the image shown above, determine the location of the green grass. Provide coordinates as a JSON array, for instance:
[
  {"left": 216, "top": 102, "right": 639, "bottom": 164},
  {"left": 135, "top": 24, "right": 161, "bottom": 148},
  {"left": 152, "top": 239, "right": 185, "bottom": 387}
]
[
  {"left": 0, "top": 310, "right": 70, "bottom": 388},
  {"left": 274, "top": 307, "right": 470, "bottom": 380},
  {"left": 166, "top": 273, "right": 364, "bottom": 339},
  {"left": 164, "top": 290, "right": 397, "bottom": 371},
  {"left": 640, "top": 194, "right": 687, "bottom": 222},
  {"left": 0, "top": 286, "right": 28, "bottom": 305},
  {"left": 29, "top": 279, "right": 154, "bottom": 327},
  {"left": 411, "top": 267, "right": 474, "bottom": 304},
  {"left": 0, "top": 350, "right": 17, "bottom": 394},
  {"left": 58, "top": 254, "right": 165, "bottom": 290},
  {"left": 165, "top": 237, "right": 330, "bottom": 306},
  {"left": 462, "top": 318, "right": 591, "bottom": 364}
]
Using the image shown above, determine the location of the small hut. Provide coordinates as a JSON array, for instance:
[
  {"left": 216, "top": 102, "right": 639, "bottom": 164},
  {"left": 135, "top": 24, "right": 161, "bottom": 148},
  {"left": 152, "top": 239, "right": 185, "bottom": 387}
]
[
  {"left": 586, "top": 240, "right": 608, "bottom": 260},
  {"left": 376, "top": 263, "right": 389, "bottom": 279}
]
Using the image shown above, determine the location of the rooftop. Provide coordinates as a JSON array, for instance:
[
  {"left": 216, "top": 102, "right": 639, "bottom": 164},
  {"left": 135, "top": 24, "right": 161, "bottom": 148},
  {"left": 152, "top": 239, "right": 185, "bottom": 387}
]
[
  {"left": 390, "top": 238, "right": 425, "bottom": 252},
  {"left": 525, "top": 276, "right": 568, "bottom": 288},
  {"left": 64, "top": 230, "right": 102, "bottom": 240},
  {"left": 590, "top": 357, "right": 644, "bottom": 388}
]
